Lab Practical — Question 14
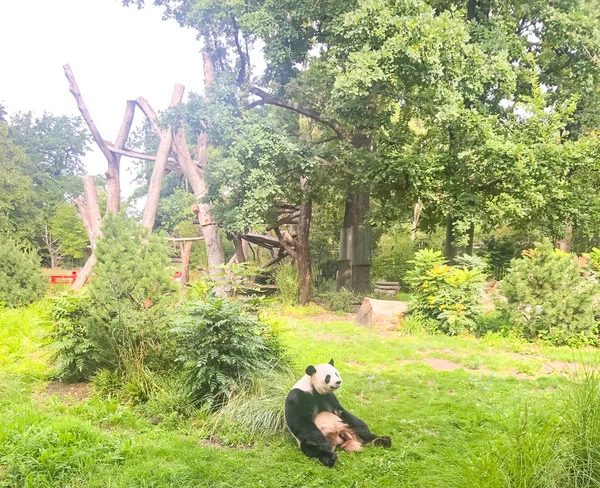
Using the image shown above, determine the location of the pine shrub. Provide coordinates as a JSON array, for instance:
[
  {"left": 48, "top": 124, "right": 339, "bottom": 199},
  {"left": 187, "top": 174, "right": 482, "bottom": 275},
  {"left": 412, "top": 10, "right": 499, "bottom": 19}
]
[
  {"left": 48, "top": 213, "right": 178, "bottom": 385},
  {"left": 498, "top": 239, "right": 598, "bottom": 346},
  {"left": 0, "top": 239, "right": 47, "bottom": 307}
]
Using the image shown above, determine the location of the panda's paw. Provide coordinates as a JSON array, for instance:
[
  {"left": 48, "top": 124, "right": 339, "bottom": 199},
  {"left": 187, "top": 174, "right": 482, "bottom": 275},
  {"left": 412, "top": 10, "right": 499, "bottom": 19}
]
[
  {"left": 319, "top": 451, "right": 338, "bottom": 467},
  {"left": 373, "top": 436, "right": 392, "bottom": 448}
]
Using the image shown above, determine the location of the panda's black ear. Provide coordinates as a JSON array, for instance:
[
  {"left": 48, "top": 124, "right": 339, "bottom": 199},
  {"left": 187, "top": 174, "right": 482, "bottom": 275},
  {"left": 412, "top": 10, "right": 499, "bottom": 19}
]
[
  {"left": 328, "top": 358, "right": 335, "bottom": 366},
  {"left": 306, "top": 365, "right": 316, "bottom": 376}
]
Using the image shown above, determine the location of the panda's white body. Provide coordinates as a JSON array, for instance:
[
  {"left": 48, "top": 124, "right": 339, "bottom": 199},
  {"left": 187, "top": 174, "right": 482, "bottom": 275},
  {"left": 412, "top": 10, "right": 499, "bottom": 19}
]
[{"left": 284, "top": 359, "right": 391, "bottom": 467}]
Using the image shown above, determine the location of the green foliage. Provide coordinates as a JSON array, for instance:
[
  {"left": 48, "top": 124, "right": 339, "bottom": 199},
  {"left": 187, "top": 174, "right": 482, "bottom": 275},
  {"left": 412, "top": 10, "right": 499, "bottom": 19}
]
[
  {"left": 584, "top": 247, "right": 600, "bottom": 274},
  {"left": 85, "top": 213, "right": 178, "bottom": 371},
  {"left": 48, "top": 213, "right": 177, "bottom": 388},
  {"left": 48, "top": 293, "right": 99, "bottom": 382},
  {"left": 0, "top": 124, "right": 40, "bottom": 243},
  {"left": 171, "top": 299, "right": 286, "bottom": 409},
  {"left": 0, "top": 239, "right": 47, "bottom": 307},
  {"left": 49, "top": 203, "right": 89, "bottom": 261},
  {"left": 407, "top": 249, "right": 486, "bottom": 335},
  {"left": 272, "top": 263, "right": 299, "bottom": 306},
  {"left": 372, "top": 224, "right": 415, "bottom": 287},
  {"left": 498, "top": 239, "right": 598, "bottom": 346},
  {"left": 325, "top": 287, "right": 359, "bottom": 314}
]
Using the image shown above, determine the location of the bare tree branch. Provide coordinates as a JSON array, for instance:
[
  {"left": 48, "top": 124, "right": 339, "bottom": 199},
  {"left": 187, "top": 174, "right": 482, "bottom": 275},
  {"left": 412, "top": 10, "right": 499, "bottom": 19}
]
[
  {"left": 247, "top": 86, "right": 345, "bottom": 138},
  {"left": 63, "top": 64, "right": 117, "bottom": 166}
]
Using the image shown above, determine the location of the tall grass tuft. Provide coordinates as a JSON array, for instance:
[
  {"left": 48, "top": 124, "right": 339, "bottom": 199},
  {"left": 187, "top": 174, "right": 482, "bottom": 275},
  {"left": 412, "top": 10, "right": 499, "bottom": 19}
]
[{"left": 426, "top": 359, "right": 600, "bottom": 488}]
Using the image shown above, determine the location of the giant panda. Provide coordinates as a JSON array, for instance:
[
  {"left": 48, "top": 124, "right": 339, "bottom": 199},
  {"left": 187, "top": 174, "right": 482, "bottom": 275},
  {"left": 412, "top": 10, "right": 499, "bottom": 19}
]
[{"left": 285, "top": 359, "right": 391, "bottom": 467}]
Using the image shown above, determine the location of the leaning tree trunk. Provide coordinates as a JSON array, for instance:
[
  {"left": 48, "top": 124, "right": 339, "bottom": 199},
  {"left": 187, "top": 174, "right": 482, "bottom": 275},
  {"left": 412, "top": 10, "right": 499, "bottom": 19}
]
[
  {"left": 138, "top": 84, "right": 185, "bottom": 230},
  {"left": 297, "top": 177, "right": 313, "bottom": 305},
  {"left": 171, "top": 52, "right": 225, "bottom": 276},
  {"left": 72, "top": 175, "right": 102, "bottom": 290}
]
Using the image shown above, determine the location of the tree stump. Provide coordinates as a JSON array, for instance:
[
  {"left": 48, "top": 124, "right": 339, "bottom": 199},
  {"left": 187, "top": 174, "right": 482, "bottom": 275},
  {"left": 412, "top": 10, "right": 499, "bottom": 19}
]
[{"left": 354, "top": 297, "right": 408, "bottom": 327}]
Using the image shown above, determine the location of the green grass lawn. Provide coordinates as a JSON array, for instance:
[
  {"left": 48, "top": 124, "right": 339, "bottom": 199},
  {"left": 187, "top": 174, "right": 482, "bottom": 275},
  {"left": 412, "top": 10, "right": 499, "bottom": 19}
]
[{"left": 0, "top": 304, "right": 596, "bottom": 487}]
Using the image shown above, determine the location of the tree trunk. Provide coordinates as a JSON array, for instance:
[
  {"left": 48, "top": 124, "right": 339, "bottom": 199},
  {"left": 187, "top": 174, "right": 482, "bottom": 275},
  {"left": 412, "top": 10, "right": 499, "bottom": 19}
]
[
  {"left": 555, "top": 224, "right": 573, "bottom": 253},
  {"left": 232, "top": 234, "right": 247, "bottom": 263},
  {"left": 72, "top": 175, "right": 102, "bottom": 291},
  {"left": 337, "top": 191, "right": 371, "bottom": 295},
  {"left": 411, "top": 201, "right": 422, "bottom": 240},
  {"left": 139, "top": 84, "right": 185, "bottom": 229},
  {"left": 180, "top": 241, "right": 193, "bottom": 291},
  {"left": 107, "top": 100, "right": 136, "bottom": 213},
  {"left": 466, "top": 222, "right": 475, "bottom": 256},
  {"left": 444, "top": 215, "right": 457, "bottom": 261},
  {"left": 297, "top": 177, "right": 313, "bottom": 305}
]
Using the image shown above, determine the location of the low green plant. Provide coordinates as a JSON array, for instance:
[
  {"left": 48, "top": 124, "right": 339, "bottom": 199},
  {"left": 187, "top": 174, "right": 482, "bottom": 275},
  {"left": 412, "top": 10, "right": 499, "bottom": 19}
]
[
  {"left": 272, "top": 264, "right": 298, "bottom": 306},
  {"left": 498, "top": 239, "right": 598, "bottom": 346},
  {"left": 48, "top": 293, "right": 99, "bottom": 382},
  {"left": 406, "top": 249, "right": 486, "bottom": 335},
  {"left": 325, "top": 287, "right": 359, "bottom": 313},
  {"left": 0, "top": 239, "right": 47, "bottom": 307},
  {"left": 171, "top": 298, "right": 287, "bottom": 409}
]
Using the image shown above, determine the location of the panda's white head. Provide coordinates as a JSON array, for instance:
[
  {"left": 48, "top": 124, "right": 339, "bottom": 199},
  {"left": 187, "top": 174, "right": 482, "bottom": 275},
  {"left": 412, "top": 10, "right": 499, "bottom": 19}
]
[{"left": 306, "top": 359, "right": 342, "bottom": 394}]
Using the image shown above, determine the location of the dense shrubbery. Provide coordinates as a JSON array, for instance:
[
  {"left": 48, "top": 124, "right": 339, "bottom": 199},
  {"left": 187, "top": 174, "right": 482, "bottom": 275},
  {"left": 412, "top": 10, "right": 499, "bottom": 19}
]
[
  {"left": 325, "top": 287, "right": 360, "bottom": 314},
  {"left": 497, "top": 239, "right": 598, "bottom": 346},
  {"left": 49, "top": 214, "right": 177, "bottom": 382},
  {"left": 171, "top": 298, "right": 287, "bottom": 409},
  {"left": 273, "top": 264, "right": 298, "bottom": 306},
  {"left": 48, "top": 293, "right": 98, "bottom": 382},
  {"left": 0, "top": 239, "right": 47, "bottom": 307},
  {"left": 372, "top": 224, "right": 415, "bottom": 287},
  {"left": 406, "top": 249, "right": 486, "bottom": 335}
]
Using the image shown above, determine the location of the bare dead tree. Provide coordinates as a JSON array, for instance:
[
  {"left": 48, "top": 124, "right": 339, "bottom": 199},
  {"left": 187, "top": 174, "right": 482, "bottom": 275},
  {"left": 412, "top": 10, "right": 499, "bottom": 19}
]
[
  {"left": 43, "top": 226, "right": 62, "bottom": 269},
  {"left": 135, "top": 84, "right": 185, "bottom": 229}
]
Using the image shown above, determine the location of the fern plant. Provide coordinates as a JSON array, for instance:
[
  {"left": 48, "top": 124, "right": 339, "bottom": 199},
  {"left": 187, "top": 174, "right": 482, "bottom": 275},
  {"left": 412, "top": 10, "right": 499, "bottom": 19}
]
[
  {"left": 48, "top": 293, "right": 100, "bottom": 381},
  {"left": 171, "top": 298, "right": 286, "bottom": 409}
]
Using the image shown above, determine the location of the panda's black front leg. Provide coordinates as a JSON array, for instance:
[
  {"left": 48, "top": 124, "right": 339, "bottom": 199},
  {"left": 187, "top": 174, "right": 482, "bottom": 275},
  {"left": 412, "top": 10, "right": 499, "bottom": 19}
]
[
  {"left": 300, "top": 430, "right": 338, "bottom": 468},
  {"left": 329, "top": 396, "right": 392, "bottom": 447}
]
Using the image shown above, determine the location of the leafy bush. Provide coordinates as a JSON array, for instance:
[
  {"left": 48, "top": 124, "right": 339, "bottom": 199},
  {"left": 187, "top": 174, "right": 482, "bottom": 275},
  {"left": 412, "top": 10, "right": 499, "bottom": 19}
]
[
  {"left": 48, "top": 213, "right": 178, "bottom": 387},
  {"left": 406, "top": 249, "right": 486, "bottom": 335},
  {"left": 48, "top": 293, "right": 99, "bottom": 382},
  {"left": 272, "top": 264, "right": 298, "bottom": 306},
  {"left": 171, "top": 298, "right": 287, "bottom": 409},
  {"left": 372, "top": 224, "right": 415, "bottom": 287},
  {"left": 325, "top": 287, "right": 360, "bottom": 314},
  {"left": 0, "top": 239, "right": 47, "bottom": 307},
  {"left": 498, "top": 239, "right": 598, "bottom": 346}
]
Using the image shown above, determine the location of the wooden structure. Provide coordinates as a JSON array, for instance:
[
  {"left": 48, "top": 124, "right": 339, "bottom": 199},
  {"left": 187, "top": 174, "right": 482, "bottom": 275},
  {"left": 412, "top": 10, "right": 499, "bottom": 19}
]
[
  {"left": 374, "top": 281, "right": 401, "bottom": 295},
  {"left": 49, "top": 271, "right": 78, "bottom": 285}
]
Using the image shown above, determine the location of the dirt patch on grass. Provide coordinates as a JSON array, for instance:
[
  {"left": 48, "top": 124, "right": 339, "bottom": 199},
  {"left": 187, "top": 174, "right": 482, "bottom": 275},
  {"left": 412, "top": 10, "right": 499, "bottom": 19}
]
[
  {"left": 422, "top": 358, "right": 464, "bottom": 371},
  {"left": 35, "top": 381, "right": 92, "bottom": 405},
  {"left": 540, "top": 361, "right": 580, "bottom": 375}
]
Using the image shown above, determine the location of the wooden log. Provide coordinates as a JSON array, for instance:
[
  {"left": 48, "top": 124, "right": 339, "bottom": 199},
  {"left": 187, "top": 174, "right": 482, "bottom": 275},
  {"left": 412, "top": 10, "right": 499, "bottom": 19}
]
[
  {"left": 354, "top": 298, "right": 408, "bottom": 328},
  {"left": 375, "top": 281, "right": 401, "bottom": 286},
  {"left": 138, "top": 84, "right": 185, "bottom": 229},
  {"left": 106, "top": 100, "right": 135, "bottom": 213}
]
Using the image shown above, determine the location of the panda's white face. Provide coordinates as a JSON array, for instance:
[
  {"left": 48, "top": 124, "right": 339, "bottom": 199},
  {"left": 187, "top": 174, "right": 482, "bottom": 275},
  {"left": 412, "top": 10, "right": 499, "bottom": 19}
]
[{"left": 309, "top": 360, "right": 342, "bottom": 395}]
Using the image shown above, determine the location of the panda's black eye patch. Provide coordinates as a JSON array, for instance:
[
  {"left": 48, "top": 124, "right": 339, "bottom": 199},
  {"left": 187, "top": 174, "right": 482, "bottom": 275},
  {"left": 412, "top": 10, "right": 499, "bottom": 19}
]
[{"left": 325, "top": 374, "right": 331, "bottom": 384}]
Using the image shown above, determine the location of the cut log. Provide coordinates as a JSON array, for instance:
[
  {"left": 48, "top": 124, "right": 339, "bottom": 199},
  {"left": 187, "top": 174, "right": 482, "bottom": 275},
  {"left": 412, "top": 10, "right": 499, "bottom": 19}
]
[{"left": 354, "top": 298, "right": 408, "bottom": 328}]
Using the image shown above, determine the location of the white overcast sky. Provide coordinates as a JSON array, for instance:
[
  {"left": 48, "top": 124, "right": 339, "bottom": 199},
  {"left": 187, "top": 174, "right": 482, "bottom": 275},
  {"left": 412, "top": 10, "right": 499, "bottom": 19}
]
[{"left": 0, "top": 0, "right": 206, "bottom": 198}]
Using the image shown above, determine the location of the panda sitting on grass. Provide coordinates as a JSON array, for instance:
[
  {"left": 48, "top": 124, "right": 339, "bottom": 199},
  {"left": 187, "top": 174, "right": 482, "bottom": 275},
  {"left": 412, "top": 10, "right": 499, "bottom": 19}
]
[{"left": 285, "top": 359, "right": 391, "bottom": 467}]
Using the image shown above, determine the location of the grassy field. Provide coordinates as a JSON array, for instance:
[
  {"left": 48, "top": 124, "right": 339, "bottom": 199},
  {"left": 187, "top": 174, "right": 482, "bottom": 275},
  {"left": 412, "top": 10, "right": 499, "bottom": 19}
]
[{"left": 0, "top": 303, "right": 597, "bottom": 487}]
